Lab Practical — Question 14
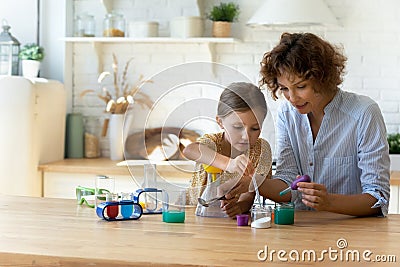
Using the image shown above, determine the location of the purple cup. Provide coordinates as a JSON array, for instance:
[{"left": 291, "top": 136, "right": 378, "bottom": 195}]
[{"left": 236, "top": 214, "right": 249, "bottom": 226}]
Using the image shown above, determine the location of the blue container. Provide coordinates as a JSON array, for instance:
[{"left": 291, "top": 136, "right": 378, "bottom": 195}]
[{"left": 120, "top": 200, "right": 134, "bottom": 218}]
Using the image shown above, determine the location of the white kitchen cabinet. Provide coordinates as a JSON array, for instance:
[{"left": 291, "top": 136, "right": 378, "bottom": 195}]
[
  {"left": 389, "top": 185, "right": 399, "bottom": 214},
  {"left": 43, "top": 172, "right": 137, "bottom": 199},
  {"left": 0, "top": 76, "right": 66, "bottom": 197},
  {"left": 388, "top": 171, "right": 400, "bottom": 214},
  {"left": 40, "top": 158, "right": 192, "bottom": 199}
]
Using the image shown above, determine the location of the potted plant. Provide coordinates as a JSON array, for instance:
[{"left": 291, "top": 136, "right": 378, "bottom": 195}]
[
  {"left": 18, "top": 43, "right": 45, "bottom": 79},
  {"left": 207, "top": 2, "right": 240, "bottom": 38},
  {"left": 388, "top": 133, "right": 400, "bottom": 171}
]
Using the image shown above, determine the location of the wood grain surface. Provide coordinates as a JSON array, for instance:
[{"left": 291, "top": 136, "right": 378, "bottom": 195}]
[{"left": 0, "top": 195, "right": 399, "bottom": 266}]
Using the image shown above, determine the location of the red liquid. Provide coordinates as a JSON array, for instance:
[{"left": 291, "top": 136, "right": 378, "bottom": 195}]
[{"left": 106, "top": 204, "right": 119, "bottom": 219}]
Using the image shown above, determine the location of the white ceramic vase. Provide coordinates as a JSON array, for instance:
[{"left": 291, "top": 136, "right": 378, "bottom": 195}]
[
  {"left": 22, "top": 60, "right": 41, "bottom": 79},
  {"left": 108, "top": 114, "right": 125, "bottom": 161}
]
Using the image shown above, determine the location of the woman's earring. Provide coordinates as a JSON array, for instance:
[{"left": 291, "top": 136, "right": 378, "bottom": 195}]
[{"left": 216, "top": 116, "right": 224, "bottom": 130}]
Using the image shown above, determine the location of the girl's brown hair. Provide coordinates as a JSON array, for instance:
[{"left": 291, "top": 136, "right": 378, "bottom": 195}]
[
  {"left": 260, "top": 32, "right": 347, "bottom": 100},
  {"left": 217, "top": 82, "right": 267, "bottom": 121}
]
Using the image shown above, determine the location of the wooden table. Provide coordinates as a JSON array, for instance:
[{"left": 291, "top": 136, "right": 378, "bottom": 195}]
[{"left": 0, "top": 195, "right": 399, "bottom": 267}]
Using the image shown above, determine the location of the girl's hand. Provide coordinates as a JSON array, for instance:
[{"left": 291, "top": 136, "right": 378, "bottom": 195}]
[
  {"left": 221, "top": 199, "right": 249, "bottom": 218},
  {"left": 220, "top": 192, "right": 255, "bottom": 218},
  {"left": 220, "top": 195, "right": 240, "bottom": 217},
  {"left": 226, "top": 154, "right": 254, "bottom": 177},
  {"left": 217, "top": 174, "right": 252, "bottom": 199},
  {"left": 297, "top": 182, "right": 331, "bottom": 211}
]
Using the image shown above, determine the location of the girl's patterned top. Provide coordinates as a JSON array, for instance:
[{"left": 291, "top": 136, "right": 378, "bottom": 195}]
[{"left": 186, "top": 132, "right": 273, "bottom": 205}]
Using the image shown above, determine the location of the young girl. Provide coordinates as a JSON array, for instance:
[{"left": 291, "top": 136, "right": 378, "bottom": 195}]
[{"left": 183, "top": 82, "right": 273, "bottom": 218}]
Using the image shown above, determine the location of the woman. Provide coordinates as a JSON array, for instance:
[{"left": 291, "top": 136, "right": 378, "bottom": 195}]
[{"left": 221, "top": 32, "right": 390, "bottom": 217}]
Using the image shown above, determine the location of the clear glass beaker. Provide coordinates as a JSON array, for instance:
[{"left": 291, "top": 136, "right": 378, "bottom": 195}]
[
  {"left": 195, "top": 172, "right": 227, "bottom": 218},
  {"left": 143, "top": 164, "right": 158, "bottom": 211},
  {"left": 162, "top": 189, "right": 186, "bottom": 223},
  {"left": 95, "top": 175, "right": 115, "bottom": 209}
]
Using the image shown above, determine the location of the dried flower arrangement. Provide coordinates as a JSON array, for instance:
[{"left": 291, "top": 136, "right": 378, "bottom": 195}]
[{"left": 81, "top": 53, "right": 153, "bottom": 114}]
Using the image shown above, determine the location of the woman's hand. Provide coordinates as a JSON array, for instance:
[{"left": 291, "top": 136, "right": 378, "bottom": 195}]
[
  {"left": 297, "top": 182, "right": 381, "bottom": 216},
  {"left": 226, "top": 154, "right": 254, "bottom": 177},
  {"left": 297, "top": 182, "right": 331, "bottom": 211}
]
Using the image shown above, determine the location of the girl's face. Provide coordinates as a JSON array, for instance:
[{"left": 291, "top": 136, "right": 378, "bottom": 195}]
[
  {"left": 277, "top": 74, "right": 327, "bottom": 115},
  {"left": 217, "top": 109, "right": 263, "bottom": 154}
]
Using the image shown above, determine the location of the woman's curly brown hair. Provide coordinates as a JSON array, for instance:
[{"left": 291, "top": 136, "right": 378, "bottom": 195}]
[{"left": 260, "top": 32, "right": 347, "bottom": 100}]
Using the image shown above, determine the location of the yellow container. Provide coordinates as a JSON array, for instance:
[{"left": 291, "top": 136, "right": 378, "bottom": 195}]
[
  {"left": 202, "top": 164, "right": 222, "bottom": 174},
  {"left": 202, "top": 164, "right": 222, "bottom": 182}
]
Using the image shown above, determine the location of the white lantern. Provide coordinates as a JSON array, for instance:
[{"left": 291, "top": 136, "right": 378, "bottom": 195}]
[{"left": 0, "top": 22, "right": 20, "bottom": 76}]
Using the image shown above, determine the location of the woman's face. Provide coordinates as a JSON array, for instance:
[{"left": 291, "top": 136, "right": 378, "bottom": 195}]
[
  {"left": 277, "top": 74, "right": 327, "bottom": 115},
  {"left": 217, "top": 109, "right": 263, "bottom": 154}
]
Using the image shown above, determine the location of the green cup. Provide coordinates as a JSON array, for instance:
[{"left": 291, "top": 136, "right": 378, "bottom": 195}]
[{"left": 65, "top": 113, "right": 84, "bottom": 158}]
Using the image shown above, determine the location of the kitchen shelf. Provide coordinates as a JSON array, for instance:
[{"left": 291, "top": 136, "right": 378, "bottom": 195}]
[
  {"left": 62, "top": 37, "right": 240, "bottom": 44},
  {"left": 63, "top": 36, "right": 240, "bottom": 73}
]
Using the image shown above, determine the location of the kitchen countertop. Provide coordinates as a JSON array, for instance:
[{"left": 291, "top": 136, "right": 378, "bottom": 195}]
[
  {"left": 391, "top": 170, "right": 400, "bottom": 185},
  {"left": 38, "top": 158, "right": 194, "bottom": 179},
  {"left": 38, "top": 158, "right": 400, "bottom": 185},
  {"left": 0, "top": 195, "right": 399, "bottom": 266},
  {"left": 38, "top": 158, "right": 131, "bottom": 175}
]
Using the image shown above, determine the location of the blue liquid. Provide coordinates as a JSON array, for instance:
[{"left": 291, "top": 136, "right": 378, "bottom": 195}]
[
  {"left": 120, "top": 200, "right": 133, "bottom": 218},
  {"left": 162, "top": 210, "right": 185, "bottom": 223}
]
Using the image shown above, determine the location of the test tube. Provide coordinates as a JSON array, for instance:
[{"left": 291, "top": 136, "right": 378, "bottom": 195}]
[
  {"left": 120, "top": 192, "right": 134, "bottom": 219},
  {"left": 106, "top": 192, "right": 119, "bottom": 219}
]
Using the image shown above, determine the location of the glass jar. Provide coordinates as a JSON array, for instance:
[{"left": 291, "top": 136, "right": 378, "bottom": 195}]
[
  {"left": 75, "top": 14, "right": 95, "bottom": 37},
  {"left": 274, "top": 202, "right": 295, "bottom": 225},
  {"left": 251, "top": 205, "right": 272, "bottom": 228},
  {"left": 103, "top": 12, "right": 125, "bottom": 37}
]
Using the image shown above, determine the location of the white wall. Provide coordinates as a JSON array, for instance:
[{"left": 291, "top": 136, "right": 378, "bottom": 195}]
[
  {"left": 0, "top": 0, "right": 65, "bottom": 81},
  {"left": 39, "top": 0, "right": 66, "bottom": 82},
  {"left": 0, "top": 0, "right": 38, "bottom": 45},
  {"left": 66, "top": 0, "right": 400, "bottom": 157},
  {"left": 3, "top": 0, "right": 400, "bottom": 157}
]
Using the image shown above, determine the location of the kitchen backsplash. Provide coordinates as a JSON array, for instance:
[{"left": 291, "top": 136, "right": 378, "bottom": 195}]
[{"left": 69, "top": 0, "right": 400, "bottom": 158}]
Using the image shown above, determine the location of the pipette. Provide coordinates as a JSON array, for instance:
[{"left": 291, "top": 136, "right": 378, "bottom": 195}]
[
  {"left": 251, "top": 173, "right": 261, "bottom": 205},
  {"left": 279, "top": 175, "right": 311, "bottom": 196}
]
